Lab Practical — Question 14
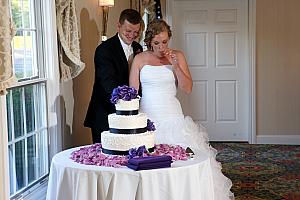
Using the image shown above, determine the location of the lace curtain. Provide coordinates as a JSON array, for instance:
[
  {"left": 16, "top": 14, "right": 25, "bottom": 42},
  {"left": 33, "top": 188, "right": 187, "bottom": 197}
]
[
  {"left": 56, "top": 0, "right": 85, "bottom": 82},
  {"left": 0, "top": 0, "right": 16, "bottom": 95}
]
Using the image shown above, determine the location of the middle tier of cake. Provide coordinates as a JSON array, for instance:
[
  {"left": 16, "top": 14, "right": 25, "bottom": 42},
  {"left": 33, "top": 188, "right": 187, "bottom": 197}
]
[
  {"left": 108, "top": 113, "right": 147, "bottom": 132},
  {"left": 101, "top": 112, "right": 155, "bottom": 155}
]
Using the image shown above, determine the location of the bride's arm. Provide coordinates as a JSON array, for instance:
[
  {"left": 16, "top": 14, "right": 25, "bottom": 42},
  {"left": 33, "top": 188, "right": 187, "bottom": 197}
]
[
  {"left": 129, "top": 54, "right": 142, "bottom": 91},
  {"left": 171, "top": 50, "right": 193, "bottom": 94}
]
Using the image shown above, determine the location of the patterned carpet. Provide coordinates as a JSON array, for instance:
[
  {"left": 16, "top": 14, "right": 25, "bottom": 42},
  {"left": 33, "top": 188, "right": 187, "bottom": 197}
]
[{"left": 210, "top": 142, "right": 300, "bottom": 200}]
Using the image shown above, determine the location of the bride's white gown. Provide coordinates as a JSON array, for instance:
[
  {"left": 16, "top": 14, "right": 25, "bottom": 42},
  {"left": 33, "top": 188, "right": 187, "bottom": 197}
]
[{"left": 140, "top": 65, "right": 234, "bottom": 200}]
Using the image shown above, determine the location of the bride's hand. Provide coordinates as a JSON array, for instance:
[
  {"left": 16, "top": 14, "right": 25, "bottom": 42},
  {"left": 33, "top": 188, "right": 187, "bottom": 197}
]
[{"left": 164, "top": 49, "right": 179, "bottom": 68}]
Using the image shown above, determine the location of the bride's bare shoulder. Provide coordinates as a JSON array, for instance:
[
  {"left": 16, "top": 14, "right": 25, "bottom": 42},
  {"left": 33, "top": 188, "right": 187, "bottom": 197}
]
[
  {"left": 139, "top": 50, "right": 153, "bottom": 57},
  {"left": 135, "top": 50, "right": 151, "bottom": 59},
  {"left": 135, "top": 51, "right": 154, "bottom": 63},
  {"left": 133, "top": 51, "right": 151, "bottom": 70}
]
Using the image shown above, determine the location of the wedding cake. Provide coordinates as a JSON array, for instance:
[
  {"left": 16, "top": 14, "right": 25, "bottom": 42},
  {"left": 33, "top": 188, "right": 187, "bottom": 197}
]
[{"left": 101, "top": 85, "right": 156, "bottom": 155}]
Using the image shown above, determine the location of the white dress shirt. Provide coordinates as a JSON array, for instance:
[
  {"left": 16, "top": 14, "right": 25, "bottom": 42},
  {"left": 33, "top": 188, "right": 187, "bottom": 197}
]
[{"left": 118, "top": 34, "right": 133, "bottom": 61}]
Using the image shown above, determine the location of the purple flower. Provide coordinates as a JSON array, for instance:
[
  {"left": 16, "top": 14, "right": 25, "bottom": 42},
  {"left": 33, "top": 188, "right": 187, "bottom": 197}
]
[
  {"left": 128, "top": 148, "right": 137, "bottom": 158},
  {"left": 147, "top": 119, "right": 156, "bottom": 131},
  {"left": 128, "top": 145, "right": 147, "bottom": 159},
  {"left": 137, "top": 145, "right": 147, "bottom": 156},
  {"left": 110, "top": 85, "right": 138, "bottom": 104}
]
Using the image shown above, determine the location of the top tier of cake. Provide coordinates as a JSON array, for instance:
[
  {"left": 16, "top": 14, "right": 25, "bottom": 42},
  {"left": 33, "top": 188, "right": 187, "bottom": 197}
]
[{"left": 115, "top": 99, "right": 140, "bottom": 115}]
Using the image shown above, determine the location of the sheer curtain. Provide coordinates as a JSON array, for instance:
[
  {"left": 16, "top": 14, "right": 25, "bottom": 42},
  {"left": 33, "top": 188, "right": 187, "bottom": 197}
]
[{"left": 0, "top": 0, "right": 16, "bottom": 95}]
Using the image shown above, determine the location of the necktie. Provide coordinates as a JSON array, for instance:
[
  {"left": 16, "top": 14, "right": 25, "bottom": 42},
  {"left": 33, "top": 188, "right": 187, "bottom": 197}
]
[
  {"left": 126, "top": 47, "right": 134, "bottom": 73},
  {"left": 125, "top": 46, "right": 133, "bottom": 61}
]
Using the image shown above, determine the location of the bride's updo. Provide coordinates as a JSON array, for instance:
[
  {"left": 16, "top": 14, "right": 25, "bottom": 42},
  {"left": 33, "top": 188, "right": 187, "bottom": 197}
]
[{"left": 144, "top": 19, "right": 172, "bottom": 50}]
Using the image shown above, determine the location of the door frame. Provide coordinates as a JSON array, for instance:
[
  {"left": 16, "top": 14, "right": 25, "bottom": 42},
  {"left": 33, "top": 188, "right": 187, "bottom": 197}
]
[{"left": 166, "top": 0, "right": 257, "bottom": 144}]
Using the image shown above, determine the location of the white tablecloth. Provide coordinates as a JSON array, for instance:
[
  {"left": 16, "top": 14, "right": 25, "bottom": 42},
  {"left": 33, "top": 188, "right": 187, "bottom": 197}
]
[{"left": 46, "top": 146, "right": 216, "bottom": 200}]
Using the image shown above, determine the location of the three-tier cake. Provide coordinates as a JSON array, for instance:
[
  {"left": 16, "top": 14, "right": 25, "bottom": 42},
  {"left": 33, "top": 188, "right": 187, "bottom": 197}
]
[{"left": 101, "top": 85, "right": 155, "bottom": 155}]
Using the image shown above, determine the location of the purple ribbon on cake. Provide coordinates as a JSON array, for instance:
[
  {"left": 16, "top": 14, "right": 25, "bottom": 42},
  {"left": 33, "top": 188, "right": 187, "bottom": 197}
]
[
  {"left": 102, "top": 146, "right": 154, "bottom": 156},
  {"left": 116, "top": 110, "right": 139, "bottom": 115},
  {"left": 110, "top": 127, "right": 147, "bottom": 134}
]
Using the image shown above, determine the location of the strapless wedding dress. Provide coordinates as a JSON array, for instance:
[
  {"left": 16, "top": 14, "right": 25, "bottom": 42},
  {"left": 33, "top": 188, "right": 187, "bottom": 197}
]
[{"left": 140, "top": 65, "right": 234, "bottom": 200}]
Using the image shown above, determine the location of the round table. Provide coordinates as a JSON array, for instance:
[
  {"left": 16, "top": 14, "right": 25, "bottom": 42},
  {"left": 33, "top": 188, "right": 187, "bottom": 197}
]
[{"left": 46, "top": 146, "right": 217, "bottom": 200}]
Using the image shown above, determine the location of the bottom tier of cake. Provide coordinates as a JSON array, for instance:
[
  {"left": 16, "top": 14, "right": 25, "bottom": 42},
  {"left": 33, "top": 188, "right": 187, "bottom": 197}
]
[{"left": 101, "top": 131, "right": 155, "bottom": 155}]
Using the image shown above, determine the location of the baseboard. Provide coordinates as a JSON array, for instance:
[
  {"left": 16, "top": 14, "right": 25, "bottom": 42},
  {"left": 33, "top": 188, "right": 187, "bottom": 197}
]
[{"left": 256, "top": 134, "right": 300, "bottom": 145}]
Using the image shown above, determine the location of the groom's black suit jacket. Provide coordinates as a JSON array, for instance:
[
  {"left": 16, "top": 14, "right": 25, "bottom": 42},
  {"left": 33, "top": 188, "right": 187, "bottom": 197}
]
[{"left": 84, "top": 34, "right": 143, "bottom": 135}]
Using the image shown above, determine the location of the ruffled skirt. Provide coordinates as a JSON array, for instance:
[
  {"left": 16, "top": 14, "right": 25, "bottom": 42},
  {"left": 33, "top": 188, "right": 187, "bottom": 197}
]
[{"left": 150, "top": 115, "right": 235, "bottom": 200}]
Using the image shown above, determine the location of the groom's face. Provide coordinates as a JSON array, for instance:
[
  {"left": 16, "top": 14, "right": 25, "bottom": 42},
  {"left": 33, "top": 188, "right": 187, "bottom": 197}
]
[{"left": 117, "top": 20, "right": 140, "bottom": 45}]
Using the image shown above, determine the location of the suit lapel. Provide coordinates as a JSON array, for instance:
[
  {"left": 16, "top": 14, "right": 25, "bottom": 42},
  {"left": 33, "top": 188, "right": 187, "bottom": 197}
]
[
  {"left": 112, "top": 34, "right": 128, "bottom": 68},
  {"left": 112, "top": 35, "right": 143, "bottom": 75}
]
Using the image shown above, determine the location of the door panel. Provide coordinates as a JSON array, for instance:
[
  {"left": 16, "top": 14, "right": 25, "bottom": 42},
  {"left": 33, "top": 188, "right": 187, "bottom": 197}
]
[{"left": 169, "top": 0, "right": 249, "bottom": 141}]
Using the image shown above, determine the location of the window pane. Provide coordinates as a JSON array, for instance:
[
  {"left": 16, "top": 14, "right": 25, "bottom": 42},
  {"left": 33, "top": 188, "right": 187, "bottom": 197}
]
[
  {"left": 25, "top": 85, "right": 35, "bottom": 133},
  {"left": 11, "top": 0, "right": 23, "bottom": 29},
  {"left": 6, "top": 95, "right": 12, "bottom": 142},
  {"left": 24, "top": 31, "right": 37, "bottom": 78},
  {"left": 38, "top": 130, "right": 48, "bottom": 177},
  {"left": 13, "top": 30, "right": 25, "bottom": 79},
  {"left": 15, "top": 140, "right": 25, "bottom": 191},
  {"left": 27, "top": 135, "right": 37, "bottom": 184},
  {"left": 12, "top": 88, "right": 24, "bottom": 138},
  {"left": 11, "top": 0, "right": 34, "bottom": 29},
  {"left": 22, "top": 0, "right": 33, "bottom": 29},
  {"left": 37, "top": 84, "right": 47, "bottom": 128},
  {"left": 12, "top": 31, "right": 38, "bottom": 80},
  {"left": 8, "top": 145, "right": 16, "bottom": 195}
]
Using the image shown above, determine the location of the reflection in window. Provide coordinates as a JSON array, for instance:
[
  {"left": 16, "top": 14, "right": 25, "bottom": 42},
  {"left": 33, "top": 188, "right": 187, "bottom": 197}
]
[{"left": 6, "top": 84, "right": 48, "bottom": 196}]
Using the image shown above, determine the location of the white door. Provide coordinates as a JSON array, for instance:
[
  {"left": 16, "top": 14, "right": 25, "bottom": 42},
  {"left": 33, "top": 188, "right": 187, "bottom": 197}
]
[{"left": 167, "top": 0, "right": 249, "bottom": 141}]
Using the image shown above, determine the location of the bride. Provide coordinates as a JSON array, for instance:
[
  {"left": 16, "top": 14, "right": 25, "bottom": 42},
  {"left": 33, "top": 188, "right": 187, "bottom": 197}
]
[{"left": 129, "top": 19, "right": 234, "bottom": 199}]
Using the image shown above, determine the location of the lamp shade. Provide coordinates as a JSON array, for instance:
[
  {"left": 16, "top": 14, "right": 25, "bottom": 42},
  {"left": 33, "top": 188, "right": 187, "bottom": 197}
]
[{"left": 98, "top": 0, "right": 114, "bottom": 7}]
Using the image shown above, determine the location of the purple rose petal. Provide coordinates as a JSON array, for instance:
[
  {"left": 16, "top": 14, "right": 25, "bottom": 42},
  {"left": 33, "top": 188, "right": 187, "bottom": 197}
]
[{"left": 70, "top": 144, "right": 189, "bottom": 168}]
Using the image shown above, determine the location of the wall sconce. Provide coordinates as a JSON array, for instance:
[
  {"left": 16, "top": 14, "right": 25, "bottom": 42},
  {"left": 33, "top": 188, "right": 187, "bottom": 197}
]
[{"left": 99, "top": 0, "right": 114, "bottom": 41}]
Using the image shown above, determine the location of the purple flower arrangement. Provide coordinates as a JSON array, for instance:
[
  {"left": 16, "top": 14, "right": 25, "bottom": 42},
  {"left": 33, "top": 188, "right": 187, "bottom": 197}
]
[
  {"left": 70, "top": 144, "right": 189, "bottom": 168},
  {"left": 146, "top": 119, "right": 156, "bottom": 131},
  {"left": 110, "top": 85, "right": 138, "bottom": 104},
  {"left": 128, "top": 145, "right": 148, "bottom": 159}
]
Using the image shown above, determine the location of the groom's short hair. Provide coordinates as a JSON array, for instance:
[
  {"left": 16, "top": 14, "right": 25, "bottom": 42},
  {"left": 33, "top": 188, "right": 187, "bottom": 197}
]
[{"left": 119, "top": 9, "right": 143, "bottom": 25}]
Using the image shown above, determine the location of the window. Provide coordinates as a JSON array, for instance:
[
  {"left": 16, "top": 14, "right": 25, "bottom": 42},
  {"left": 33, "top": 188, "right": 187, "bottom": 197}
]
[{"left": 6, "top": 0, "right": 49, "bottom": 198}]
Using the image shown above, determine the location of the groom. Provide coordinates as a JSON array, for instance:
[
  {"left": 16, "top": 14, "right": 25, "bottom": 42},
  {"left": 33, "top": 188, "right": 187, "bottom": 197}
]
[{"left": 84, "top": 9, "right": 143, "bottom": 143}]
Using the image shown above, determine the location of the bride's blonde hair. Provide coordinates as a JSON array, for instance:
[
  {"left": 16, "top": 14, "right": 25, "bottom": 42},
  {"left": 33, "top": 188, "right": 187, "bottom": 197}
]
[{"left": 144, "top": 19, "right": 172, "bottom": 50}]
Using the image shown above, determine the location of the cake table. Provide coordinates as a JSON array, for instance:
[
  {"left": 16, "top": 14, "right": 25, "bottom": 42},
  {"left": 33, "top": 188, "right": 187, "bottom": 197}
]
[{"left": 46, "top": 146, "right": 216, "bottom": 200}]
